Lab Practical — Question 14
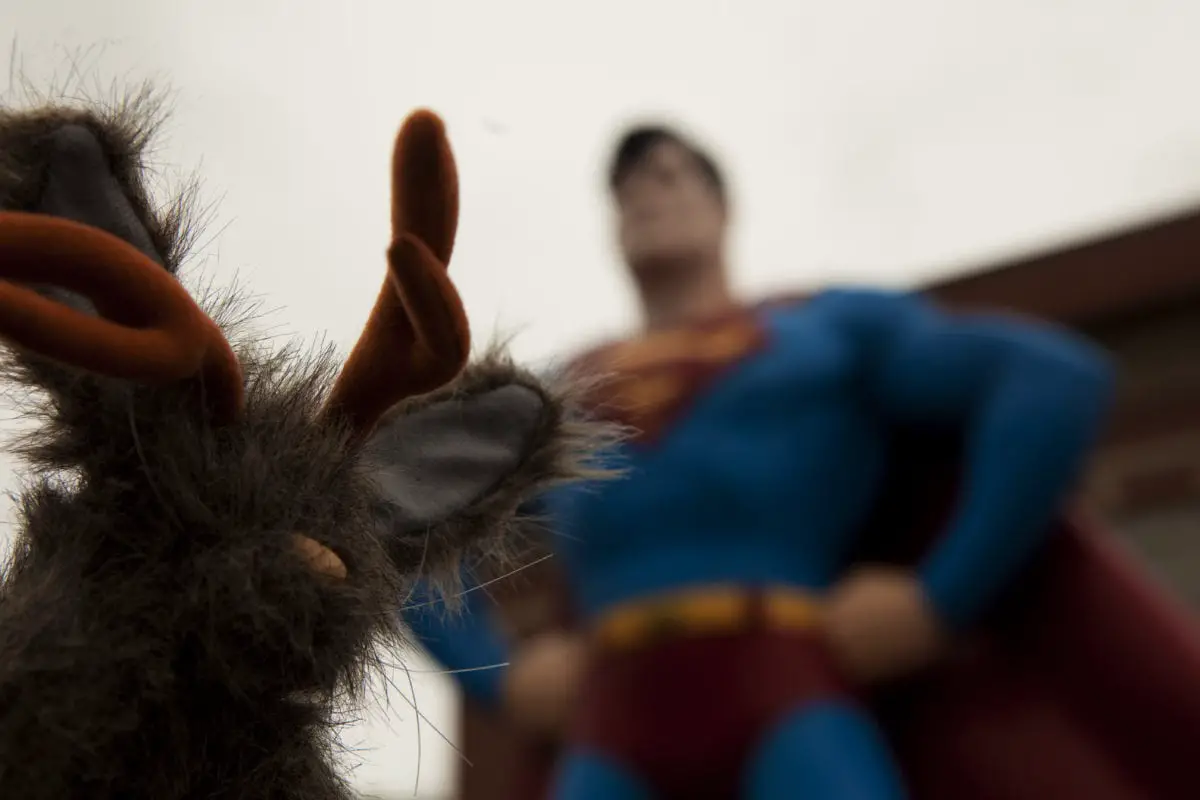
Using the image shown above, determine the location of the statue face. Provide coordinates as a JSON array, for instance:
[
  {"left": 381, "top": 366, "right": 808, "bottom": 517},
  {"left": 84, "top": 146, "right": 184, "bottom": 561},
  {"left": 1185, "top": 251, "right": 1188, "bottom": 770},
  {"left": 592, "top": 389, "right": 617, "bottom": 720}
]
[{"left": 615, "top": 140, "right": 726, "bottom": 273}]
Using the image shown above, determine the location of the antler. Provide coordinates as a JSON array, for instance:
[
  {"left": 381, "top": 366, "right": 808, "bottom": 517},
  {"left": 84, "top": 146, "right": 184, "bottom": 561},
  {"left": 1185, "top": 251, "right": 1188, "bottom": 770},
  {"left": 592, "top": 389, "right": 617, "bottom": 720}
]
[
  {"left": 322, "top": 110, "right": 471, "bottom": 437},
  {"left": 0, "top": 211, "right": 244, "bottom": 422}
]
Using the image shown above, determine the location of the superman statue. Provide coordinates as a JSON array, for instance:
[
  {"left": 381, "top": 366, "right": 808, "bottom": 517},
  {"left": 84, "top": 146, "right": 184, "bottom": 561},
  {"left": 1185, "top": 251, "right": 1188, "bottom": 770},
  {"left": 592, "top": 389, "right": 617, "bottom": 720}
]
[{"left": 403, "top": 124, "right": 1200, "bottom": 799}]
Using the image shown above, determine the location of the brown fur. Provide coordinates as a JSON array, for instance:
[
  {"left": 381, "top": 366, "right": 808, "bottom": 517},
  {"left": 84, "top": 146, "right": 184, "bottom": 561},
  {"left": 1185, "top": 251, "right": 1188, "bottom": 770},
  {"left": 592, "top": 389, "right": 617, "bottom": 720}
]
[{"left": 0, "top": 90, "right": 612, "bottom": 799}]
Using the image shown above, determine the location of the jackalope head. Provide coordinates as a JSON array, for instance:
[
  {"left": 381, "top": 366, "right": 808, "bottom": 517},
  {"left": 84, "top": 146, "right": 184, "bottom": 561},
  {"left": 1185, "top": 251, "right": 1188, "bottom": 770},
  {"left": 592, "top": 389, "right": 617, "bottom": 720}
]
[{"left": 0, "top": 92, "right": 604, "bottom": 799}]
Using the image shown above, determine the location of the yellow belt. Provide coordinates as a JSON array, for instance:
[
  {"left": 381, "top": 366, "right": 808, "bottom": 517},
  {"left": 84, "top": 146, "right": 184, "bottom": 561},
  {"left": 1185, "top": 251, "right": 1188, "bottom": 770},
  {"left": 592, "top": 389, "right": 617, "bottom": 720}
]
[{"left": 593, "top": 586, "right": 823, "bottom": 652}]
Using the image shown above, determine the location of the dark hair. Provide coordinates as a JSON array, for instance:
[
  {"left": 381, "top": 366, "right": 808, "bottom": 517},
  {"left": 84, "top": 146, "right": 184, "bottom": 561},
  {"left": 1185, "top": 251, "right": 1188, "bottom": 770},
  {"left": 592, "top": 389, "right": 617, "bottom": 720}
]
[{"left": 607, "top": 125, "right": 726, "bottom": 204}]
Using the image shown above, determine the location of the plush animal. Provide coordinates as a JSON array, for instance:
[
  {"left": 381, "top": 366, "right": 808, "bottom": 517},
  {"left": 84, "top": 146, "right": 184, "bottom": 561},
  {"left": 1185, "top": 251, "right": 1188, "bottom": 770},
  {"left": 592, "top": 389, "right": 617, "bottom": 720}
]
[{"left": 0, "top": 91, "right": 607, "bottom": 799}]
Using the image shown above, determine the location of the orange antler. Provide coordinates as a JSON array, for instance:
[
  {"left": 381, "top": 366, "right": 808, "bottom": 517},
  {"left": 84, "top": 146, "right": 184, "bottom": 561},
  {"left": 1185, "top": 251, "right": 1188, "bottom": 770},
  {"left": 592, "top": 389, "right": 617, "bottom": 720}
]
[
  {"left": 323, "top": 110, "right": 471, "bottom": 436},
  {"left": 0, "top": 211, "right": 244, "bottom": 422}
]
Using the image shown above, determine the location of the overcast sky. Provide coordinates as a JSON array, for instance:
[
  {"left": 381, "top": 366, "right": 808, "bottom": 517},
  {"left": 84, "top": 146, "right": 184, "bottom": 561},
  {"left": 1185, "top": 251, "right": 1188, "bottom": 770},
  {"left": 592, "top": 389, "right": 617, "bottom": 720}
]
[{"left": 6, "top": 0, "right": 1200, "bottom": 795}]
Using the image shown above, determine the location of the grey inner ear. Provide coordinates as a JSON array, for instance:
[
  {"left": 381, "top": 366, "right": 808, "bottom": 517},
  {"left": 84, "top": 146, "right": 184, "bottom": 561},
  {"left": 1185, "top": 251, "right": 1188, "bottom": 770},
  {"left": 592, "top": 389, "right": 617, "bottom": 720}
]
[
  {"left": 37, "top": 125, "right": 162, "bottom": 264},
  {"left": 31, "top": 125, "right": 165, "bottom": 313},
  {"left": 364, "top": 384, "right": 547, "bottom": 531}
]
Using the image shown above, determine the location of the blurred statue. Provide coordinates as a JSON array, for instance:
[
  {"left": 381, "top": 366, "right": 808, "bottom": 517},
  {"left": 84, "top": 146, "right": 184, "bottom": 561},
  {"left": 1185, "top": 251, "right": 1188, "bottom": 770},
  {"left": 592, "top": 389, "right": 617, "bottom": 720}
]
[{"left": 406, "top": 124, "right": 1200, "bottom": 800}]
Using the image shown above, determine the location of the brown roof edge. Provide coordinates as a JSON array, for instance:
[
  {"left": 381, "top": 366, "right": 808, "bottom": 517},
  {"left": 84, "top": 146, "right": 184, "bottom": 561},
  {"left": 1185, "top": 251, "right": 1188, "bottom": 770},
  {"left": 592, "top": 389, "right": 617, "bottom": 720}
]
[{"left": 925, "top": 205, "right": 1200, "bottom": 325}]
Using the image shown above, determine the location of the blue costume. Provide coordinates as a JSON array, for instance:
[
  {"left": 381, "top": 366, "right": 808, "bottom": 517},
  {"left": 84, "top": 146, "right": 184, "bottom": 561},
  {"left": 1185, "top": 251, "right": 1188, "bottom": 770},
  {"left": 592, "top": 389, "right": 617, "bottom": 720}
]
[
  {"left": 403, "top": 575, "right": 511, "bottom": 703},
  {"left": 405, "top": 289, "right": 1113, "bottom": 800}
]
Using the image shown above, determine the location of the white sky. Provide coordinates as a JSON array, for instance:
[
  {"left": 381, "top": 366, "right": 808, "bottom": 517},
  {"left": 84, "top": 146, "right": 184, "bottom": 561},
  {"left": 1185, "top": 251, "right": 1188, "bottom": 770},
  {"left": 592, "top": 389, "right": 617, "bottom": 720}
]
[{"left": 5, "top": 0, "right": 1200, "bottom": 795}]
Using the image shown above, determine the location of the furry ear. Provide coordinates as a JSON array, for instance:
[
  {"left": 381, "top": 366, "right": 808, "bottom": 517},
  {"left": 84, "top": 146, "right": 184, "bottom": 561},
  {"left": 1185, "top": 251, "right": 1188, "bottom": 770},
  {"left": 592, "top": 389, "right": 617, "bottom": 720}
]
[
  {"left": 360, "top": 353, "right": 600, "bottom": 575},
  {"left": 362, "top": 381, "right": 546, "bottom": 531},
  {"left": 36, "top": 124, "right": 164, "bottom": 266}
]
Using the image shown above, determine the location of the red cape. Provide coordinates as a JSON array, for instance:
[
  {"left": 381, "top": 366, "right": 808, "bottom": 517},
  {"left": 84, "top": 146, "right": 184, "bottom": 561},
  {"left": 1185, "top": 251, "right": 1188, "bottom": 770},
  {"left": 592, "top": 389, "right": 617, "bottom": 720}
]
[{"left": 863, "top": 434, "right": 1200, "bottom": 800}]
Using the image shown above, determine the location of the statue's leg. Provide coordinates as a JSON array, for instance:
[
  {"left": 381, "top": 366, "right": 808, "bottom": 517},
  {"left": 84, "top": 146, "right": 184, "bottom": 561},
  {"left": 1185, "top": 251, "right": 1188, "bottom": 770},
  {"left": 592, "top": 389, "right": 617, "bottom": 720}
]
[
  {"left": 742, "top": 700, "right": 907, "bottom": 800},
  {"left": 551, "top": 747, "right": 657, "bottom": 800}
]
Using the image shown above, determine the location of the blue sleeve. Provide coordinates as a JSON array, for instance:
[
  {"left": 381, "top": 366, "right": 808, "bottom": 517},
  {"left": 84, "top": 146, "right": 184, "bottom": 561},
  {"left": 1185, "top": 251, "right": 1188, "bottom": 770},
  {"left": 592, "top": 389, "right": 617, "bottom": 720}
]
[
  {"left": 400, "top": 575, "right": 511, "bottom": 709},
  {"left": 826, "top": 289, "right": 1114, "bottom": 629},
  {"left": 401, "top": 493, "right": 559, "bottom": 707}
]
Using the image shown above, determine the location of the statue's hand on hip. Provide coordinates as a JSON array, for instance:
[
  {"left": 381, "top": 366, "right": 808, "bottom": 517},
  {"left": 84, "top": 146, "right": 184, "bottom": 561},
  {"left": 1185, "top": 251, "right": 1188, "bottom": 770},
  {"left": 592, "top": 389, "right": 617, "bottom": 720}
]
[
  {"left": 501, "top": 630, "right": 587, "bottom": 740},
  {"left": 822, "top": 566, "right": 950, "bottom": 686}
]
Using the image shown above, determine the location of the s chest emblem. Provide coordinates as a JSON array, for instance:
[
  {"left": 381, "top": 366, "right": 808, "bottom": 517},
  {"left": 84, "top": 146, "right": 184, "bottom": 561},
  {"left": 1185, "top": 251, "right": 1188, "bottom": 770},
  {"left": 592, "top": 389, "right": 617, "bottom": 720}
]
[{"left": 580, "top": 314, "right": 767, "bottom": 444}]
